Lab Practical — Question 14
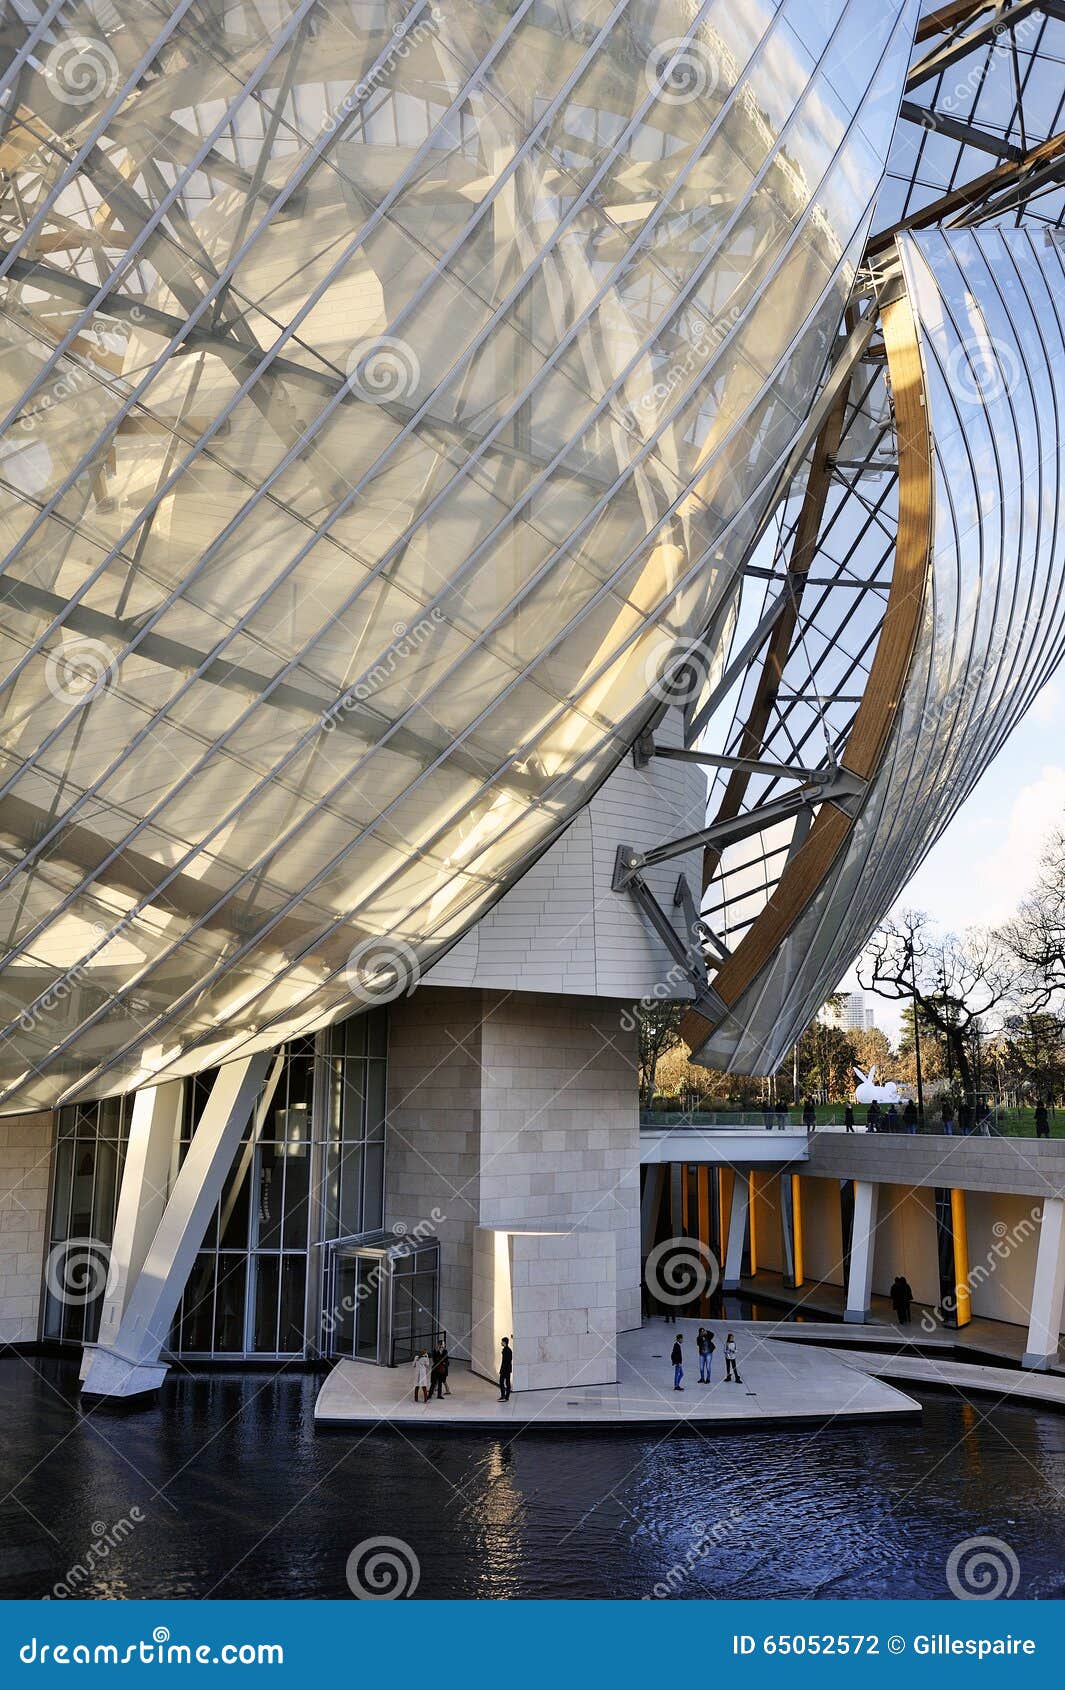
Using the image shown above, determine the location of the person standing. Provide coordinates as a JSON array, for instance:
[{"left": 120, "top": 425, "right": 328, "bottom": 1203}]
[
  {"left": 890, "top": 1276, "right": 914, "bottom": 1325},
  {"left": 942, "top": 1100, "right": 956, "bottom": 1136},
  {"left": 498, "top": 1336, "right": 513, "bottom": 1401},
  {"left": 802, "top": 1096, "right": 816, "bottom": 1131},
  {"left": 775, "top": 1102, "right": 788, "bottom": 1131},
  {"left": 437, "top": 1336, "right": 451, "bottom": 1395},
  {"left": 885, "top": 1102, "right": 900, "bottom": 1132},
  {"left": 844, "top": 1103, "right": 854, "bottom": 1133},
  {"left": 429, "top": 1342, "right": 446, "bottom": 1401},
  {"left": 412, "top": 1349, "right": 430, "bottom": 1404},
  {"left": 671, "top": 1334, "right": 684, "bottom": 1391},
  {"left": 1036, "top": 1100, "right": 1050, "bottom": 1140},
  {"left": 867, "top": 1099, "right": 881, "bottom": 1133},
  {"left": 724, "top": 1332, "right": 742, "bottom": 1384},
  {"left": 903, "top": 1099, "right": 918, "bottom": 1134}
]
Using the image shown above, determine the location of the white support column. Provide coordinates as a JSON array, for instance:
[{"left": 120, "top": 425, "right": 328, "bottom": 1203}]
[
  {"left": 1022, "top": 1196, "right": 1065, "bottom": 1371},
  {"left": 80, "top": 1080, "right": 184, "bottom": 1381},
  {"left": 723, "top": 1172, "right": 749, "bottom": 1290},
  {"left": 81, "top": 1052, "right": 273, "bottom": 1402},
  {"left": 845, "top": 1180, "right": 879, "bottom": 1323}
]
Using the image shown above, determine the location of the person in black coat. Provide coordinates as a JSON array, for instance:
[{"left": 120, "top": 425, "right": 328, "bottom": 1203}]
[
  {"left": 498, "top": 1336, "right": 513, "bottom": 1401},
  {"left": 1035, "top": 1100, "right": 1050, "bottom": 1139},
  {"left": 844, "top": 1104, "right": 855, "bottom": 1132},
  {"left": 671, "top": 1335, "right": 684, "bottom": 1391}
]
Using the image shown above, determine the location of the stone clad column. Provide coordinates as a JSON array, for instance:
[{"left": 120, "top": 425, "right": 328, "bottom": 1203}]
[
  {"left": 1022, "top": 1196, "right": 1065, "bottom": 1371},
  {"left": 84, "top": 1081, "right": 184, "bottom": 1376},
  {"left": 845, "top": 1180, "right": 879, "bottom": 1322},
  {"left": 723, "top": 1171, "right": 749, "bottom": 1289},
  {"left": 81, "top": 1053, "right": 275, "bottom": 1403}
]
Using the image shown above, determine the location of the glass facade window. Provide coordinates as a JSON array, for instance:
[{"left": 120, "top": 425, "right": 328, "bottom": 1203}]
[
  {"left": 42, "top": 1099, "right": 131, "bottom": 1345},
  {"left": 0, "top": 0, "right": 917, "bottom": 1113},
  {"left": 42, "top": 1010, "right": 389, "bottom": 1360}
]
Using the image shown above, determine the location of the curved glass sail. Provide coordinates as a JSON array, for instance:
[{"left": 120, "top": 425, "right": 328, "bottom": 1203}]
[
  {"left": 0, "top": 0, "right": 916, "bottom": 1107},
  {"left": 689, "top": 225, "right": 1065, "bottom": 1074}
]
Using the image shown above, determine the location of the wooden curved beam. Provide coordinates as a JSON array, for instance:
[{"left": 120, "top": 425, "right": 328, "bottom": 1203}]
[{"left": 681, "top": 270, "right": 933, "bottom": 1060}]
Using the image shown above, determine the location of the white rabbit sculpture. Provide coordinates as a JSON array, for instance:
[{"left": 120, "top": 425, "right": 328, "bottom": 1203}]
[{"left": 853, "top": 1065, "right": 900, "bottom": 1106}]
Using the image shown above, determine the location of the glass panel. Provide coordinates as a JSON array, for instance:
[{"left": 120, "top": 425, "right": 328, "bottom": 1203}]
[
  {"left": 253, "top": 1256, "right": 280, "bottom": 1354},
  {"left": 362, "top": 1143, "right": 385, "bottom": 1231},
  {"left": 278, "top": 1257, "right": 306, "bottom": 1355},
  {"left": 353, "top": 1260, "right": 380, "bottom": 1361},
  {"left": 180, "top": 1255, "right": 216, "bottom": 1354},
  {"left": 254, "top": 1143, "right": 284, "bottom": 1250},
  {"left": 214, "top": 1257, "right": 248, "bottom": 1354}
]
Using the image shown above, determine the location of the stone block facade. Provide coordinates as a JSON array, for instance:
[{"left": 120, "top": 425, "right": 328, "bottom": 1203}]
[
  {"left": 0, "top": 1111, "right": 53, "bottom": 1344},
  {"left": 385, "top": 988, "right": 641, "bottom": 1378},
  {"left": 471, "top": 1225, "right": 617, "bottom": 1391}
]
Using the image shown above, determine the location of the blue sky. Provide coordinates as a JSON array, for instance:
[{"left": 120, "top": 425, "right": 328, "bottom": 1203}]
[{"left": 840, "top": 675, "right": 1065, "bottom": 1041}]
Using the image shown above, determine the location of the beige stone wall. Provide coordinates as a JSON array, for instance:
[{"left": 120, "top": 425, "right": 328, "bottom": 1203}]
[
  {"left": 0, "top": 1111, "right": 54, "bottom": 1344},
  {"left": 870, "top": 1182, "right": 942, "bottom": 1308},
  {"left": 385, "top": 988, "right": 641, "bottom": 1368},
  {"left": 798, "top": 1175, "right": 845, "bottom": 1289}
]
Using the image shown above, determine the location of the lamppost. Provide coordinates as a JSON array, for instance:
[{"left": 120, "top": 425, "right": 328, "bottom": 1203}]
[{"left": 905, "top": 935, "right": 925, "bottom": 1128}]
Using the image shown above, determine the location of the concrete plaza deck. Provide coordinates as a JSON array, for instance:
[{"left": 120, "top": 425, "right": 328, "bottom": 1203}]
[{"left": 314, "top": 1320, "right": 920, "bottom": 1431}]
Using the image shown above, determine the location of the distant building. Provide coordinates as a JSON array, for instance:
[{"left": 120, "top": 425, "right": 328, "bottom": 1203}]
[{"left": 823, "top": 993, "right": 877, "bottom": 1033}]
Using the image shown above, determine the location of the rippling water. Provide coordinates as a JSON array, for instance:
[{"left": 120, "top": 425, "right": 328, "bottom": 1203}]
[{"left": 2, "top": 1358, "right": 1064, "bottom": 1600}]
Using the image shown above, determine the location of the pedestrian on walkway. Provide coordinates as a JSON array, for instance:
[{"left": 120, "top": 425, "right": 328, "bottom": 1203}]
[
  {"left": 885, "top": 1103, "right": 900, "bottom": 1132},
  {"left": 867, "top": 1099, "right": 881, "bottom": 1133},
  {"left": 1036, "top": 1100, "right": 1050, "bottom": 1139},
  {"left": 890, "top": 1275, "right": 913, "bottom": 1325},
  {"left": 412, "top": 1349, "right": 431, "bottom": 1404},
  {"left": 942, "top": 1099, "right": 956, "bottom": 1136},
  {"left": 903, "top": 1099, "right": 918, "bottom": 1134},
  {"left": 498, "top": 1336, "right": 513, "bottom": 1401},
  {"left": 671, "top": 1334, "right": 684, "bottom": 1391},
  {"left": 696, "top": 1327, "right": 715, "bottom": 1383},
  {"left": 429, "top": 1341, "right": 447, "bottom": 1401},
  {"left": 802, "top": 1096, "right": 816, "bottom": 1131},
  {"left": 724, "top": 1332, "right": 742, "bottom": 1384},
  {"left": 775, "top": 1102, "right": 788, "bottom": 1131},
  {"left": 844, "top": 1104, "right": 854, "bottom": 1132}
]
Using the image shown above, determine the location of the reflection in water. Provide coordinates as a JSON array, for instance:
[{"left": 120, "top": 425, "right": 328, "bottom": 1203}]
[{"left": 2, "top": 1359, "right": 1064, "bottom": 1600}]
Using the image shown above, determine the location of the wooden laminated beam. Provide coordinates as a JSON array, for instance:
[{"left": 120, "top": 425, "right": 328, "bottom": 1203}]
[{"left": 682, "top": 274, "right": 934, "bottom": 1057}]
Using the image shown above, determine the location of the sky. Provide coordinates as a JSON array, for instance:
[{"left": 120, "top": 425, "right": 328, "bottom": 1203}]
[{"left": 840, "top": 675, "right": 1065, "bottom": 1043}]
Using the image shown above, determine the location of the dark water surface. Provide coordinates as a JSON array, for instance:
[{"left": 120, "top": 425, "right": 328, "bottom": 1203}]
[{"left": 2, "top": 1358, "right": 1064, "bottom": 1600}]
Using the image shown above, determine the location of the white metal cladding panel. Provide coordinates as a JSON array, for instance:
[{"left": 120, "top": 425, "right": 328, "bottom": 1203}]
[
  {"left": 696, "top": 226, "right": 1065, "bottom": 1075},
  {"left": 0, "top": 0, "right": 916, "bottom": 1107},
  {"left": 426, "top": 706, "right": 705, "bottom": 996}
]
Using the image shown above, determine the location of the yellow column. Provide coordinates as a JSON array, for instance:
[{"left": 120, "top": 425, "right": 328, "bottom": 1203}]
[
  {"left": 791, "top": 1173, "right": 805, "bottom": 1287},
  {"left": 719, "top": 1167, "right": 733, "bottom": 1259},
  {"left": 681, "top": 1163, "right": 690, "bottom": 1232},
  {"left": 748, "top": 1171, "right": 758, "bottom": 1275},
  {"left": 951, "top": 1188, "right": 971, "bottom": 1326}
]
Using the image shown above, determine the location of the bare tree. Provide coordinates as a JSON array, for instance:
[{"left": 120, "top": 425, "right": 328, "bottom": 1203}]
[
  {"left": 1002, "top": 831, "right": 1065, "bottom": 1008},
  {"left": 859, "top": 911, "right": 1014, "bottom": 1100}
]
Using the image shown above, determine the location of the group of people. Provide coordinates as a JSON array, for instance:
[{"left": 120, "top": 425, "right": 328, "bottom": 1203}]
[
  {"left": 411, "top": 1339, "right": 451, "bottom": 1403},
  {"left": 412, "top": 1335, "right": 515, "bottom": 1403},
  {"left": 669, "top": 1328, "right": 742, "bottom": 1389}
]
